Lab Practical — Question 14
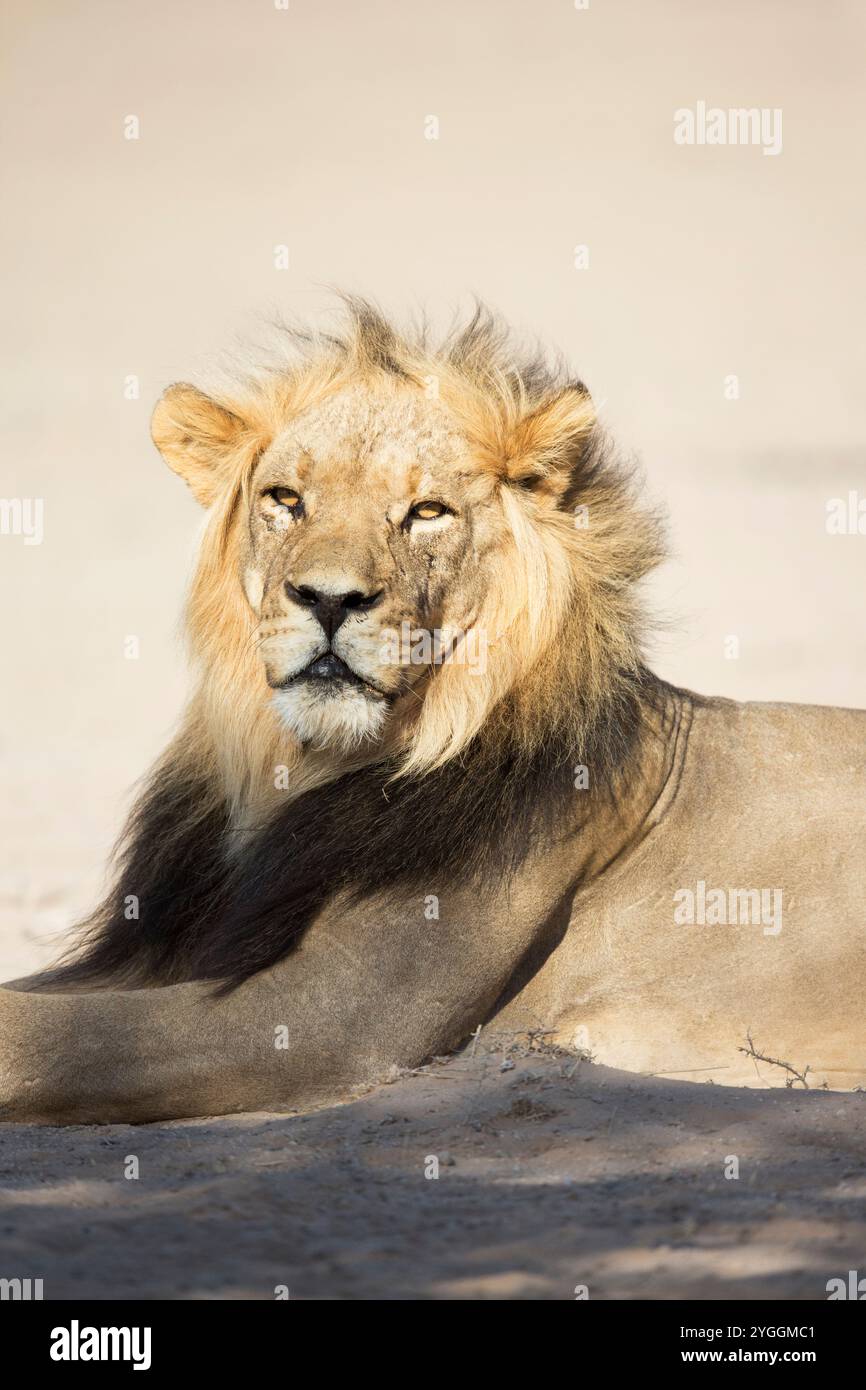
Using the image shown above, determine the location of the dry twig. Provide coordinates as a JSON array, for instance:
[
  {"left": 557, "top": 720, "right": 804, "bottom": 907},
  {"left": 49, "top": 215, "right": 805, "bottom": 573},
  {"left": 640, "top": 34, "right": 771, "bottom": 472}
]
[{"left": 738, "top": 1031, "right": 813, "bottom": 1088}]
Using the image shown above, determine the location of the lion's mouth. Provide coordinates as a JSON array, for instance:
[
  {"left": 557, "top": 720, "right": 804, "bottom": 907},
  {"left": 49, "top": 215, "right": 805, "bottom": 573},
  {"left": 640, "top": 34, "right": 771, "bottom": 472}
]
[
  {"left": 305, "top": 652, "right": 357, "bottom": 681},
  {"left": 273, "top": 653, "right": 390, "bottom": 699}
]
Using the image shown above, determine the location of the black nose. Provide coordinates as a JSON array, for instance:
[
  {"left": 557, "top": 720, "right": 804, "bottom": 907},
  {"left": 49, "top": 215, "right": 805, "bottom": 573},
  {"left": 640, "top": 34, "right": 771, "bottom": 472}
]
[{"left": 285, "top": 581, "right": 382, "bottom": 639}]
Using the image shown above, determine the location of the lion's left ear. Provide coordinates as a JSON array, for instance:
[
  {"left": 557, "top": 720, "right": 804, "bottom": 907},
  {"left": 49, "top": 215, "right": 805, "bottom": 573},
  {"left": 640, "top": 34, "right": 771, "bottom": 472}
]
[
  {"left": 151, "top": 383, "right": 259, "bottom": 507},
  {"left": 503, "top": 384, "right": 596, "bottom": 500}
]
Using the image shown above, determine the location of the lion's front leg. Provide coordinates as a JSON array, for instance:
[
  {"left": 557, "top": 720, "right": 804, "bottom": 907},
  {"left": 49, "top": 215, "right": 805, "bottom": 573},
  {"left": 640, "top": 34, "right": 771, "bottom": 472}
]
[
  {"left": 0, "top": 873, "right": 571, "bottom": 1124},
  {"left": 0, "top": 976, "right": 305, "bottom": 1124},
  {"left": 0, "top": 939, "right": 479, "bottom": 1124},
  {"left": 0, "top": 959, "right": 454, "bottom": 1124}
]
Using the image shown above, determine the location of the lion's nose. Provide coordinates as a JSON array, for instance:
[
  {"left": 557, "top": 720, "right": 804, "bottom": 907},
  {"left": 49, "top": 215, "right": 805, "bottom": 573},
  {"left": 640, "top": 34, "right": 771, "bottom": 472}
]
[{"left": 285, "top": 580, "right": 383, "bottom": 640}]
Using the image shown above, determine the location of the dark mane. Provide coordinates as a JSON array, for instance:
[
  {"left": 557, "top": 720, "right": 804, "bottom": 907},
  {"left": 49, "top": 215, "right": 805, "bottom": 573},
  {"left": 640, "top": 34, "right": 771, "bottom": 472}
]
[{"left": 37, "top": 667, "right": 661, "bottom": 994}]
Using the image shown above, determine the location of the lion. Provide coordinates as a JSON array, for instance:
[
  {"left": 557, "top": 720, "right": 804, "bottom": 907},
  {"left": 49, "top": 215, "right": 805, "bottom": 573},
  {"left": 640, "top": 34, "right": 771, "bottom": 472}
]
[{"left": 1, "top": 298, "right": 864, "bottom": 1124}]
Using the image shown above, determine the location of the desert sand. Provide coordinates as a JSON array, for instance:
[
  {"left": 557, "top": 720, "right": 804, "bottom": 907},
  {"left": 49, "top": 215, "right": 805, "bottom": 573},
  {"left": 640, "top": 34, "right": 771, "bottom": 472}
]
[{"left": 2, "top": 1043, "right": 865, "bottom": 1300}]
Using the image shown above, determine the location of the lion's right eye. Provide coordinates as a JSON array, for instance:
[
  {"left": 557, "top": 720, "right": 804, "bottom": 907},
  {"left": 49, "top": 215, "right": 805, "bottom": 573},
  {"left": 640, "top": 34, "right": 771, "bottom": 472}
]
[{"left": 267, "top": 487, "right": 303, "bottom": 511}]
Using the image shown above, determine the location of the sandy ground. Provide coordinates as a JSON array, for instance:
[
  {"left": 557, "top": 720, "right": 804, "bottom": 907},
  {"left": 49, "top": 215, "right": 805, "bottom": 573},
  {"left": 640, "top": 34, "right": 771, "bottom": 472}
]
[{"left": 1, "top": 1041, "right": 864, "bottom": 1301}]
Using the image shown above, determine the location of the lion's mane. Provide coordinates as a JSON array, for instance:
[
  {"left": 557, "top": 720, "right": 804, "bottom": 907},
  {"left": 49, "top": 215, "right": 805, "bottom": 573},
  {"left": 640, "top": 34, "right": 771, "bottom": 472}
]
[{"left": 42, "top": 300, "right": 667, "bottom": 991}]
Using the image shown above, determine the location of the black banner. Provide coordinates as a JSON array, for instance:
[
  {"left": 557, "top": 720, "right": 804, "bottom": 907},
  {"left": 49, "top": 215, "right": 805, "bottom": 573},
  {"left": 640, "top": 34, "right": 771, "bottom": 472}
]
[{"left": 1, "top": 1299, "right": 862, "bottom": 1373}]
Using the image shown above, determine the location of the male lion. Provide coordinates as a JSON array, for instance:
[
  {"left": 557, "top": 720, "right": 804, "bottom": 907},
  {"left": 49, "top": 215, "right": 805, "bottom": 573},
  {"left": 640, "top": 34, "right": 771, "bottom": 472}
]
[{"left": 2, "top": 300, "right": 864, "bottom": 1123}]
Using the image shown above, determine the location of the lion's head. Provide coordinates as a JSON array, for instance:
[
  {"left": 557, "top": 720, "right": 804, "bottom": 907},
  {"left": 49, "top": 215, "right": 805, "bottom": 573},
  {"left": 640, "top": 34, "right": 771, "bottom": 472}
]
[{"left": 151, "top": 299, "right": 663, "bottom": 815}]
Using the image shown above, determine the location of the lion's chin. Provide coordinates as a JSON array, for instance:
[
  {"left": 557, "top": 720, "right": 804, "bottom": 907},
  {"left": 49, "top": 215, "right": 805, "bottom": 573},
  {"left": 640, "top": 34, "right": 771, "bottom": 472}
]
[{"left": 271, "top": 682, "right": 390, "bottom": 753}]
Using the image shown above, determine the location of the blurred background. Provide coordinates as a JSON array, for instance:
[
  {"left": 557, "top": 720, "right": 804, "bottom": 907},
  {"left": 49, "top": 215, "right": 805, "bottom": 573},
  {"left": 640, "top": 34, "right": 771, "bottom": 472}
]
[{"left": 1, "top": 0, "right": 864, "bottom": 978}]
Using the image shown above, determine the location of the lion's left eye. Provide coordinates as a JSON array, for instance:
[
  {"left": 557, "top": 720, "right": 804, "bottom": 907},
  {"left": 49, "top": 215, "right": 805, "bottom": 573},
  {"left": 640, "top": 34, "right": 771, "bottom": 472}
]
[
  {"left": 407, "top": 500, "right": 449, "bottom": 522},
  {"left": 268, "top": 488, "right": 303, "bottom": 511}
]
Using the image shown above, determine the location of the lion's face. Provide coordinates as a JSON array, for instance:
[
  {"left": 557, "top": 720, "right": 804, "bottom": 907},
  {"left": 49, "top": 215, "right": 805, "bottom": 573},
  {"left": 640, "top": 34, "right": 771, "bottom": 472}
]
[{"left": 240, "top": 384, "right": 499, "bottom": 751}]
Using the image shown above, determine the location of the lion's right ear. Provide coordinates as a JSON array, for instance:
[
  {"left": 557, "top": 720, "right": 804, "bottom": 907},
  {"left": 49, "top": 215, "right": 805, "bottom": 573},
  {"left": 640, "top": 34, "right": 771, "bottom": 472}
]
[{"left": 151, "top": 384, "right": 254, "bottom": 507}]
